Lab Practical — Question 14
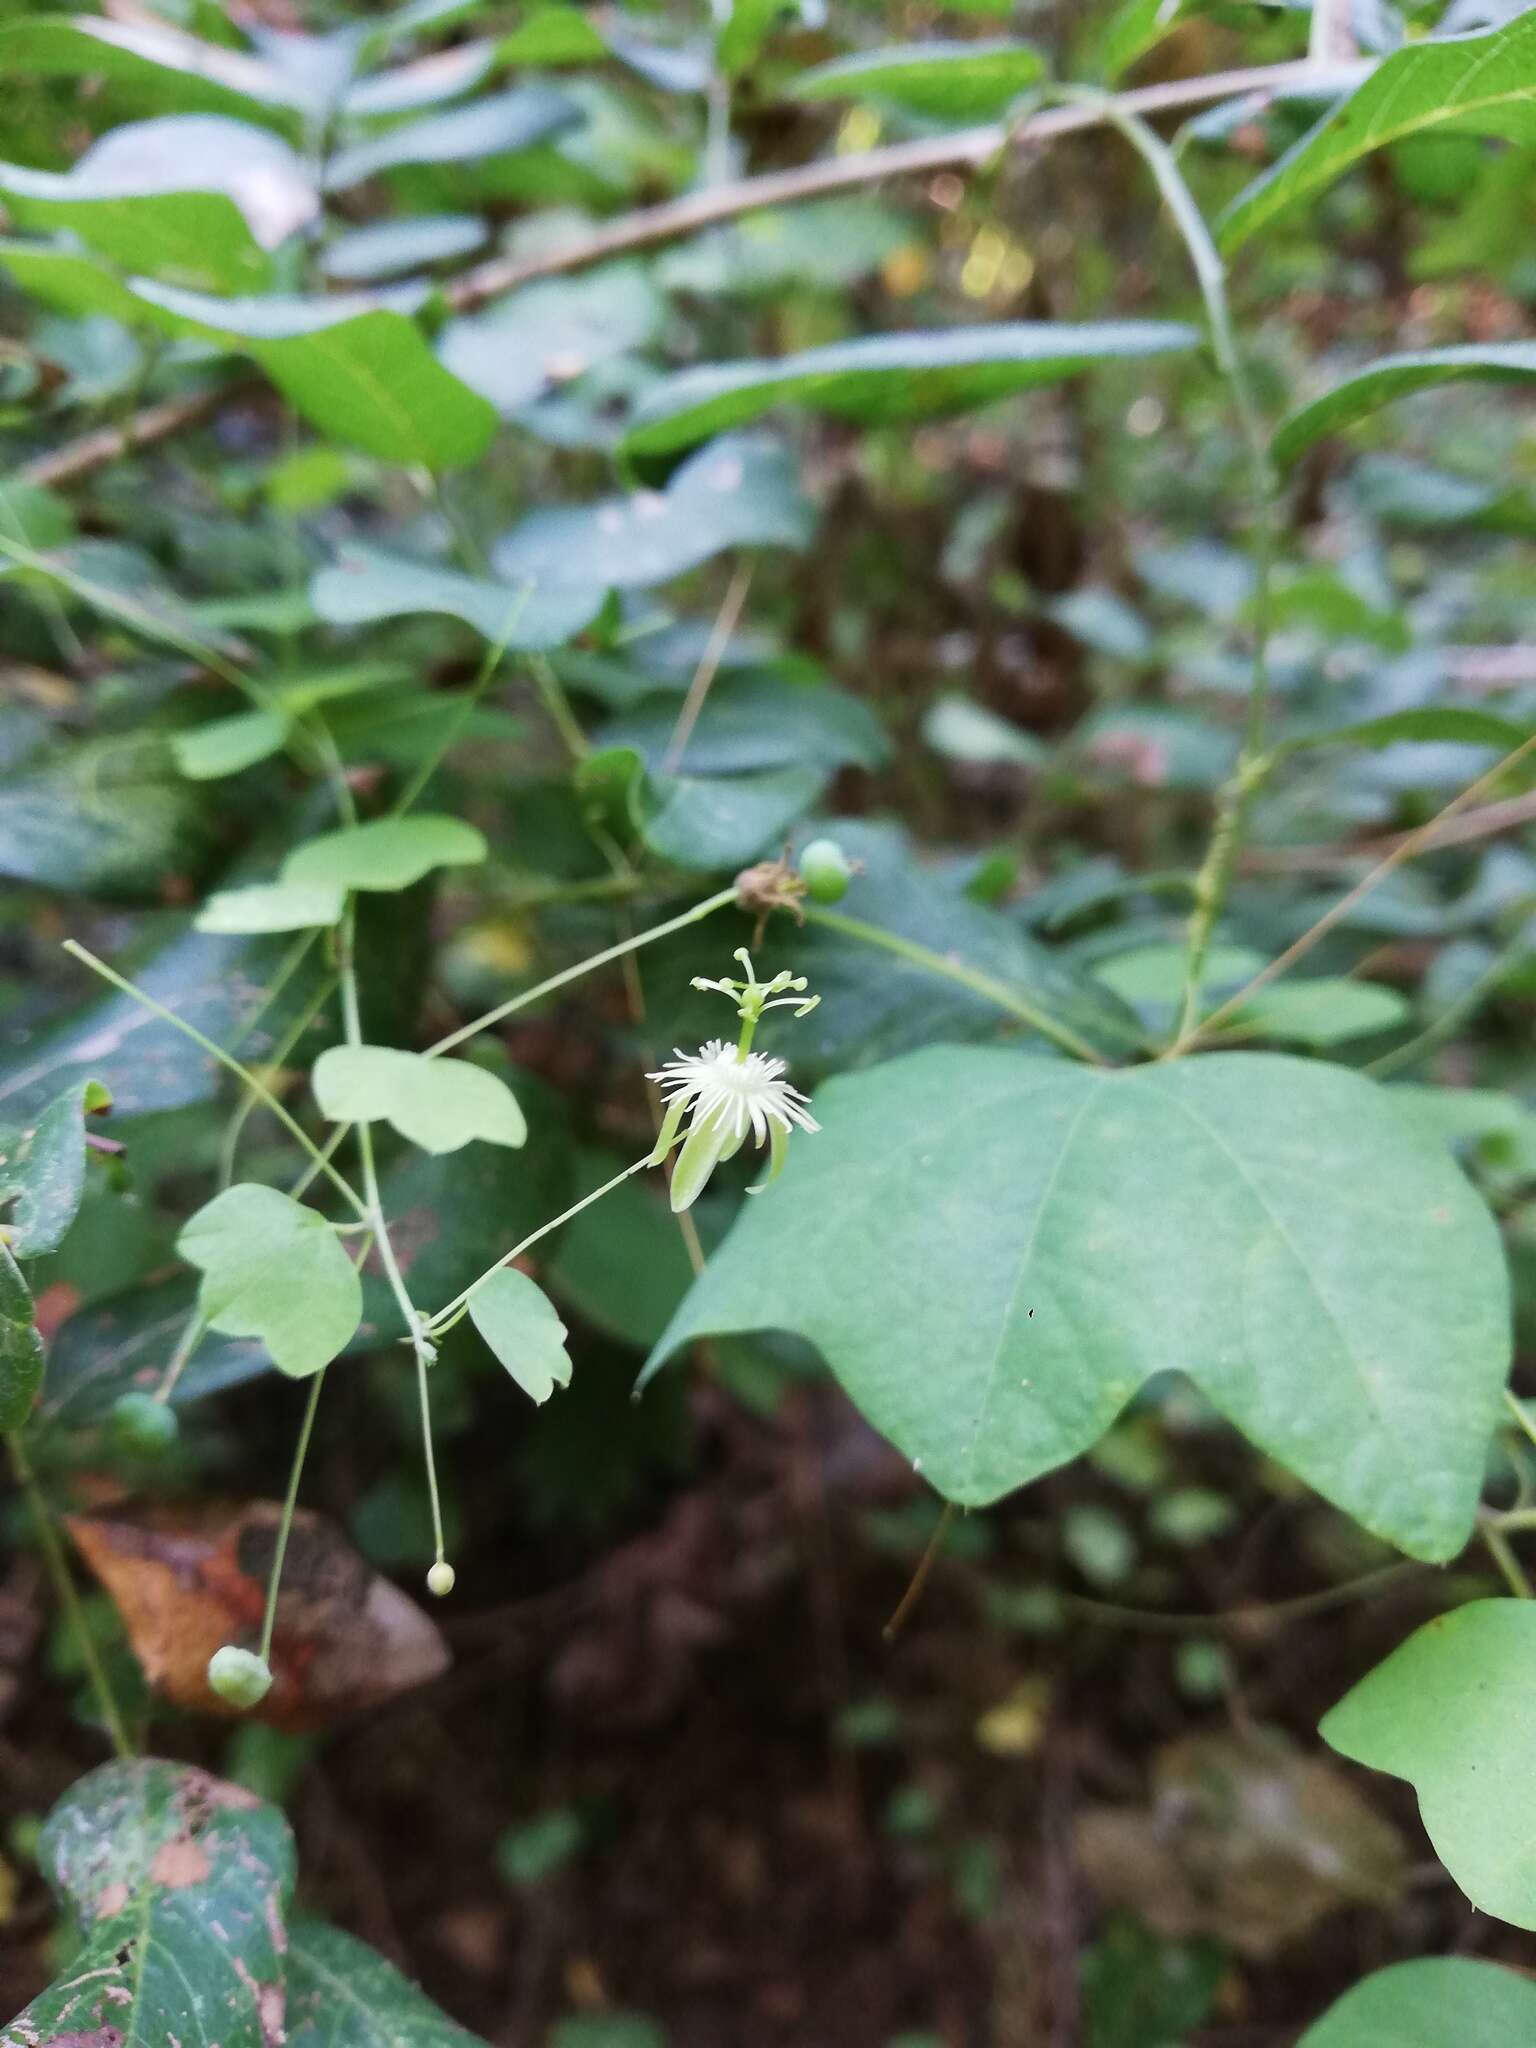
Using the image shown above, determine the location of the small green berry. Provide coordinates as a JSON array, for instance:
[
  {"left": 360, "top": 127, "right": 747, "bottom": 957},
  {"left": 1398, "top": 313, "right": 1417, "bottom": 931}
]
[
  {"left": 798, "top": 837, "right": 854, "bottom": 905},
  {"left": 426, "top": 1560, "right": 456, "bottom": 1597},
  {"left": 110, "top": 1390, "right": 179, "bottom": 1452},
  {"left": 207, "top": 1645, "right": 272, "bottom": 1710}
]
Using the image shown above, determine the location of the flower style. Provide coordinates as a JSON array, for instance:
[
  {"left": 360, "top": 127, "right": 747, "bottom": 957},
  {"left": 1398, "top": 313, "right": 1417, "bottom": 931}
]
[{"left": 648, "top": 950, "right": 821, "bottom": 1212}]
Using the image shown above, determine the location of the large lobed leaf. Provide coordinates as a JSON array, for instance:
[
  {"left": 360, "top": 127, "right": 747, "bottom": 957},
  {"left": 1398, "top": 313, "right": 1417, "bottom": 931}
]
[
  {"left": 1298, "top": 1957, "right": 1536, "bottom": 2046},
  {"left": 645, "top": 1048, "right": 1510, "bottom": 1561},
  {"left": 1322, "top": 1599, "right": 1536, "bottom": 1926}
]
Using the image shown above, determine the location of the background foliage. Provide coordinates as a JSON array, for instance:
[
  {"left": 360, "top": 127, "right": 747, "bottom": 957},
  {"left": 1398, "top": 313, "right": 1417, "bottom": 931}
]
[{"left": 2, "top": 0, "right": 1536, "bottom": 2042}]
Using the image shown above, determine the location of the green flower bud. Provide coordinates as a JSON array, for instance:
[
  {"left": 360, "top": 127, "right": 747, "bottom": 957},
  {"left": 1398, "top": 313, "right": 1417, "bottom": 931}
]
[
  {"left": 426, "top": 1560, "right": 456, "bottom": 1597},
  {"left": 110, "top": 1390, "right": 179, "bottom": 1452},
  {"left": 798, "top": 838, "right": 853, "bottom": 905},
  {"left": 207, "top": 1645, "right": 272, "bottom": 1710}
]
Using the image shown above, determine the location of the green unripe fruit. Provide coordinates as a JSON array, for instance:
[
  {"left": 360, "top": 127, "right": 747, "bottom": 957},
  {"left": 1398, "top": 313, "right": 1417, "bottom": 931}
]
[
  {"left": 110, "top": 1390, "right": 179, "bottom": 1451},
  {"left": 207, "top": 1645, "right": 272, "bottom": 1710},
  {"left": 426, "top": 1560, "right": 456, "bottom": 1597},
  {"left": 799, "top": 837, "right": 853, "bottom": 905}
]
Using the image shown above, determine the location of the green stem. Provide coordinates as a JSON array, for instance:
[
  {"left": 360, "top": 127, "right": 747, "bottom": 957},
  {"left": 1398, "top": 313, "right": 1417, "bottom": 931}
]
[
  {"left": 8, "top": 1431, "right": 134, "bottom": 1758},
  {"left": 1480, "top": 1517, "right": 1533, "bottom": 1599},
  {"left": 1058, "top": 90, "right": 1280, "bottom": 1047},
  {"left": 800, "top": 903, "right": 1108, "bottom": 1065},
  {"left": 1504, "top": 1388, "right": 1536, "bottom": 1455},
  {"left": 426, "top": 886, "right": 738, "bottom": 1057},
  {"left": 62, "top": 940, "right": 369, "bottom": 1222},
  {"left": 337, "top": 910, "right": 446, "bottom": 1567},
  {"left": 258, "top": 1365, "right": 326, "bottom": 1664},
  {"left": 424, "top": 1156, "right": 650, "bottom": 1335},
  {"left": 529, "top": 653, "right": 590, "bottom": 762}
]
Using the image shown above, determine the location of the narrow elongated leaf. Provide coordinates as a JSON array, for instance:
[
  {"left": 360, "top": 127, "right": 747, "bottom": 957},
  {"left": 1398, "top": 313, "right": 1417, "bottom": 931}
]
[
  {"left": 128, "top": 281, "right": 498, "bottom": 466},
  {"left": 1298, "top": 1958, "right": 1536, "bottom": 2046},
  {"left": 1281, "top": 705, "right": 1533, "bottom": 752},
  {"left": 494, "top": 436, "right": 813, "bottom": 590},
  {"left": 0, "top": 15, "right": 309, "bottom": 127},
  {"left": 0, "top": 1241, "right": 44, "bottom": 1431},
  {"left": 0, "top": 1077, "right": 111, "bottom": 1257},
  {"left": 5, "top": 1760, "right": 295, "bottom": 2048},
  {"left": 313, "top": 1045, "right": 526, "bottom": 1153},
  {"left": 326, "top": 84, "right": 577, "bottom": 189},
  {"left": 1274, "top": 343, "right": 1536, "bottom": 465},
  {"left": 311, "top": 541, "right": 602, "bottom": 648},
  {"left": 0, "top": 116, "right": 314, "bottom": 291},
  {"left": 0, "top": 236, "right": 148, "bottom": 320},
  {"left": 1222, "top": 14, "right": 1536, "bottom": 251},
  {"left": 341, "top": 39, "right": 498, "bottom": 117},
  {"left": 283, "top": 814, "right": 487, "bottom": 892},
  {"left": 1322, "top": 1600, "right": 1536, "bottom": 1925},
  {"left": 178, "top": 1183, "right": 362, "bottom": 1377},
  {"left": 791, "top": 40, "right": 1045, "bottom": 120},
  {"left": 322, "top": 212, "right": 488, "bottom": 281},
  {"left": 470, "top": 1267, "right": 574, "bottom": 1403},
  {"left": 287, "top": 1918, "right": 488, "bottom": 2047},
  {"left": 645, "top": 1049, "right": 1510, "bottom": 1561},
  {"left": 622, "top": 322, "right": 1198, "bottom": 458}
]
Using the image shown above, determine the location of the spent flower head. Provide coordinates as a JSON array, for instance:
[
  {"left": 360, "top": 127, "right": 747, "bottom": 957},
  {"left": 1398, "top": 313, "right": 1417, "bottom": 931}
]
[{"left": 649, "top": 950, "right": 821, "bottom": 1212}]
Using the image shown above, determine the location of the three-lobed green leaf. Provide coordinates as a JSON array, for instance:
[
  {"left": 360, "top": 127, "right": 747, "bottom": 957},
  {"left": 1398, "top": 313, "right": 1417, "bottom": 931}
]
[
  {"left": 1321, "top": 1599, "right": 1536, "bottom": 1926},
  {"left": 646, "top": 1048, "right": 1510, "bottom": 1561},
  {"left": 283, "top": 813, "right": 488, "bottom": 893}
]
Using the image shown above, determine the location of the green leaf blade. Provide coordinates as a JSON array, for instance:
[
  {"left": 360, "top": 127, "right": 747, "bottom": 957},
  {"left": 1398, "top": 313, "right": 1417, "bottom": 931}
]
[
  {"left": 469, "top": 1267, "right": 574, "bottom": 1402},
  {"left": 313, "top": 1046, "right": 526, "bottom": 1154},
  {"left": 1321, "top": 1599, "right": 1536, "bottom": 1926},
  {"left": 283, "top": 814, "right": 488, "bottom": 893},
  {"left": 644, "top": 1049, "right": 1510, "bottom": 1561},
  {"left": 1298, "top": 1957, "right": 1536, "bottom": 2046},
  {"left": 1222, "top": 16, "right": 1536, "bottom": 252},
  {"left": 622, "top": 322, "right": 1200, "bottom": 459},
  {"left": 1273, "top": 343, "right": 1536, "bottom": 465},
  {"left": 178, "top": 1183, "right": 363, "bottom": 1377}
]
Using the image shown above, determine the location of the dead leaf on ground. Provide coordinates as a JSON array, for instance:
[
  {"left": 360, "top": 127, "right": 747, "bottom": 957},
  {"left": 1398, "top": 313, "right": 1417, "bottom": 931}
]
[
  {"left": 1074, "top": 1728, "right": 1406, "bottom": 1958},
  {"left": 67, "top": 1499, "right": 449, "bottom": 1729}
]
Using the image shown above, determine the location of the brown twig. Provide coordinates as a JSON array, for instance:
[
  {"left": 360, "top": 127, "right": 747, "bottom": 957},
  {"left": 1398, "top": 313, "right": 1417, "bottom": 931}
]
[
  {"left": 1240, "top": 786, "right": 1536, "bottom": 874},
  {"left": 1178, "top": 731, "right": 1536, "bottom": 1051},
  {"left": 18, "top": 382, "right": 247, "bottom": 489},
  {"left": 18, "top": 56, "right": 1368, "bottom": 491}
]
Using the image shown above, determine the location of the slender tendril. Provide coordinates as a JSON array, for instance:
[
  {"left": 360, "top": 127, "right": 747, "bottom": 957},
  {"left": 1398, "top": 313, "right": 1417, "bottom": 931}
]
[
  {"left": 424, "top": 1157, "right": 650, "bottom": 1336},
  {"left": 61, "top": 941, "right": 369, "bottom": 1221},
  {"left": 258, "top": 1365, "right": 327, "bottom": 1665},
  {"left": 799, "top": 903, "right": 1110, "bottom": 1064},
  {"left": 426, "top": 887, "right": 739, "bottom": 1057},
  {"left": 8, "top": 1431, "right": 133, "bottom": 1758}
]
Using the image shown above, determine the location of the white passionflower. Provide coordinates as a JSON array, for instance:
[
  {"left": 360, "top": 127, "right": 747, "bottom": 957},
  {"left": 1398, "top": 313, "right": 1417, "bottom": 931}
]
[{"left": 648, "top": 949, "right": 822, "bottom": 1212}]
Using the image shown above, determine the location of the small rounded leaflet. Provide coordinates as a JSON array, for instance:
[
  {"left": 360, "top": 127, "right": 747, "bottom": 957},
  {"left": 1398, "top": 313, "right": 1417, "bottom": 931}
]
[{"left": 312, "top": 1043, "right": 526, "bottom": 1154}]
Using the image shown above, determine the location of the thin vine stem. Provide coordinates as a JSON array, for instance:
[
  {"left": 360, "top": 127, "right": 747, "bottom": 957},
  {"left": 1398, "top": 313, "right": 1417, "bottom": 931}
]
[
  {"left": 424, "top": 1156, "right": 651, "bottom": 1336},
  {"left": 1057, "top": 90, "right": 1280, "bottom": 1047},
  {"left": 426, "top": 886, "right": 739, "bottom": 1057},
  {"left": 799, "top": 903, "right": 1109, "bottom": 1064},
  {"left": 258, "top": 1364, "right": 327, "bottom": 1664},
  {"left": 61, "top": 941, "right": 369, "bottom": 1222},
  {"left": 8, "top": 1431, "right": 134, "bottom": 1758},
  {"left": 337, "top": 908, "right": 446, "bottom": 1571}
]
